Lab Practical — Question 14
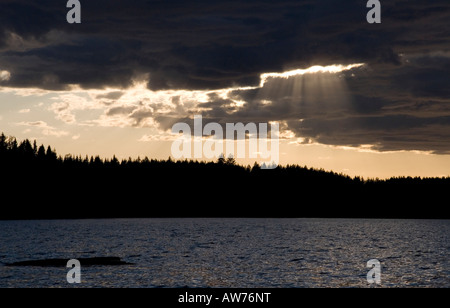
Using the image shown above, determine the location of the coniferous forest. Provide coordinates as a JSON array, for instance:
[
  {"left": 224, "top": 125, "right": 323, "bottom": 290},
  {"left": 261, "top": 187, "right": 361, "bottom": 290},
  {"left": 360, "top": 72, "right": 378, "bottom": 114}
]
[{"left": 0, "top": 133, "right": 449, "bottom": 219}]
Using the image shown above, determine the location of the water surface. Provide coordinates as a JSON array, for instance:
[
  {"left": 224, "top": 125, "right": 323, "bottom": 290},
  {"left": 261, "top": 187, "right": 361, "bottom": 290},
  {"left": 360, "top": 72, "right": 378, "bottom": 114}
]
[{"left": 0, "top": 218, "right": 448, "bottom": 288}]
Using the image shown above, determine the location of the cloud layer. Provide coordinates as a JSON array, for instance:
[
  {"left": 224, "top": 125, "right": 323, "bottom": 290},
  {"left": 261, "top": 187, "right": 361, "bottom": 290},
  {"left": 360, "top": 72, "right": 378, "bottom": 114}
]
[{"left": 1, "top": 0, "right": 450, "bottom": 153}]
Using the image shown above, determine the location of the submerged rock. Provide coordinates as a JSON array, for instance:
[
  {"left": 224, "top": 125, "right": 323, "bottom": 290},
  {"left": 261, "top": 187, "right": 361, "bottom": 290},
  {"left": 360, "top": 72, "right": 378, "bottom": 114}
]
[{"left": 6, "top": 257, "right": 132, "bottom": 267}]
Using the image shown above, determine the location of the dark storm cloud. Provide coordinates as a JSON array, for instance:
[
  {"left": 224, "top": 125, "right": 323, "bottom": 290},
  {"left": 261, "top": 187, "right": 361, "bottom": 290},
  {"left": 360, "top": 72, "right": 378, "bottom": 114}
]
[
  {"left": 2, "top": 0, "right": 448, "bottom": 91},
  {"left": 1, "top": 0, "right": 450, "bottom": 153},
  {"left": 287, "top": 115, "right": 450, "bottom": 154}
]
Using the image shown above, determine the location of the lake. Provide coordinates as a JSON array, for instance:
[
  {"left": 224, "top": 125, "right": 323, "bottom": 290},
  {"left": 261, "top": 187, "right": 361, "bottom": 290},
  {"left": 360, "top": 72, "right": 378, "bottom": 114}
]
[{"left": 0, "top": 218, "right": 448, "bottom": 288}]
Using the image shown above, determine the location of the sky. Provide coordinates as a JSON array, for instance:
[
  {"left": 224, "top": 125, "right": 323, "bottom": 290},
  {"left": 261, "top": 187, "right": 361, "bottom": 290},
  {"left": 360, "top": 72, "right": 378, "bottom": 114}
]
[{"left": 1, "top": 0, "right": 450, "bottom": 178}]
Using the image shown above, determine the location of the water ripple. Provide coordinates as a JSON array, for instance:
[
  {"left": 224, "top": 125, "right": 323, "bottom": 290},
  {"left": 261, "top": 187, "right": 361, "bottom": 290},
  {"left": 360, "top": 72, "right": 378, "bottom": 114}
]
[{"left": 0, "top": 218, "right": 449, "bottom": 288}]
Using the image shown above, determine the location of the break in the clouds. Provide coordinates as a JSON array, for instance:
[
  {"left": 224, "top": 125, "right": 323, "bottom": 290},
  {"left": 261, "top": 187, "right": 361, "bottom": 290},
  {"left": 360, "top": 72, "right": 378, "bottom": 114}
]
[{"left": 1, "top": 0, "right": 450, "bottom": 154}]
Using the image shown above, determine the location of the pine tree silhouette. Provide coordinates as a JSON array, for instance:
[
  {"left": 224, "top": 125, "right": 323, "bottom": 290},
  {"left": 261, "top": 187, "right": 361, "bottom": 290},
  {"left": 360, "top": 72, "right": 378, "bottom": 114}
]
[{"left": 37, "top": 145, "right": 46, "bottom": 160}]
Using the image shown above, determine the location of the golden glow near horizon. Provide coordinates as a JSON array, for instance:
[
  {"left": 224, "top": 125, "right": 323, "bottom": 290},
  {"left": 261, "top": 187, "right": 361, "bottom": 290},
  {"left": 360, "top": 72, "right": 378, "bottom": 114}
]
[{"left": 1, "top": 62, "right": 450, "bottom": 179}]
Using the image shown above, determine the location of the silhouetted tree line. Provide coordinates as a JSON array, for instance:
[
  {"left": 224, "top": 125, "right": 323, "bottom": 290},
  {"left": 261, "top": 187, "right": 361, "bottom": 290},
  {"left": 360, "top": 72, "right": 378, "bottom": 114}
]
[
  {"left": 1, "top": 133, "right": 449, "bottom": 219},
  {"left": 0, "top": 134, "right": 57, "bottom": 165}
]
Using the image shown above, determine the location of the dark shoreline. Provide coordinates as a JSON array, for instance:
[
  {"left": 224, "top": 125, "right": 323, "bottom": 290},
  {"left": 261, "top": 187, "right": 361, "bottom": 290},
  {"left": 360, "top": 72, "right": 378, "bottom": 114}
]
[
  {"left": 2, "top": 166, "right": 448, "bottom": 220},
  {"left": 1, "top": 134, "right": 449, "bottom": 220}
]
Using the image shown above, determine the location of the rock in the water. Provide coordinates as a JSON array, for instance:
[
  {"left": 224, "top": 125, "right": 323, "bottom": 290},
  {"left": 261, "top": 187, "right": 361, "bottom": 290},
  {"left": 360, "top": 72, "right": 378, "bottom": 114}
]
[{"left": 6, "top": 257, "right": 132, "bottom": 267}]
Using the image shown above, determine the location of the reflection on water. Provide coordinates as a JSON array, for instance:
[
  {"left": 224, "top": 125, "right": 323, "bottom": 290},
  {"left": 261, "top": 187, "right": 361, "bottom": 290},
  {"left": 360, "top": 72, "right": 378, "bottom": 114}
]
[{"left": 0, "top": 218, "right": 448, "bottom": 288}]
